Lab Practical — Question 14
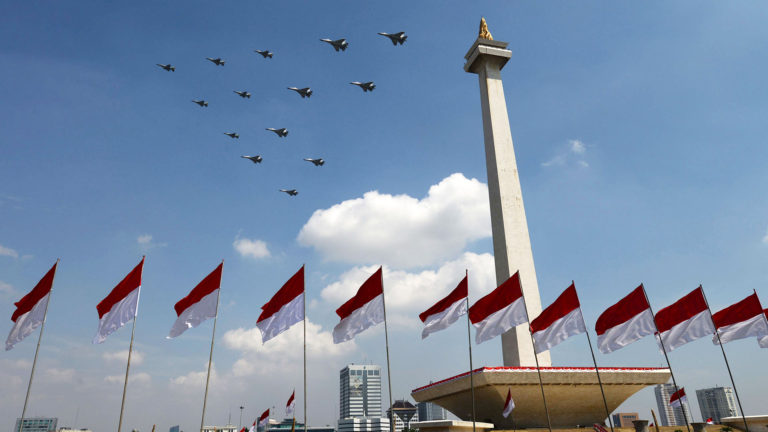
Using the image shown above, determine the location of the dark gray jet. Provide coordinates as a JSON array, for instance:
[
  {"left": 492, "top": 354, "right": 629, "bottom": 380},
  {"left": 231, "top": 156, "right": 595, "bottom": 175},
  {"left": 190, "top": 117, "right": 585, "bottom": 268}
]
[
  {"left": 234, "top": 90, "right": 251, "bottom": 99},
  {"left": 279, "top": 189, "right": 299, "bottom": 196},
  {"left": 224, "top": 132, "right": 239, "bottom": 139},
  {"left": 156, "top": 63, "right": 175, "bottom": 72},
  {"left": 254, "top": 50, "right": 273, "bottom": 58},
  {"left": 192, "top": 100, "right": 209, "bottom": 107},
  {"left": 377, "top": 32, "right": 407, "bottom": 45},
  {"left": 266, "top": 128, "right": 289, "bottom": 137},
  {"left": 241, "top": 155, "right": 263, "bottom": 164},
  {"left": 350, "top": 81, "right": 376, "bottom": 92},
  {"left": 320, "top": 38, "right": 348, "bottom": 52},
  {"left": 304, "top": 158, "right": 325, "bottom": 166},
  {"left": 206, "top": 57, "right": 225, "bottom": 66},
  {"left": 287, "top": 87, "right": 312, "bottom": 98}
]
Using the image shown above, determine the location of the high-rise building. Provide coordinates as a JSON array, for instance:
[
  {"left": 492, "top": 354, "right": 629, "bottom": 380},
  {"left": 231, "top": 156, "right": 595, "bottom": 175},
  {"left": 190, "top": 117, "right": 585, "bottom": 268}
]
[
  {"left": 654, "top": 383, "right": 690, "bottom": 426},
  {"left": 169, "top": 426, "right": 180, "bottom": 432},
  {"left": 611, "top": 413, "right": 639, "bottom": 428},
  {"left": 696, "top": 387, "right": 738, "bottom": 423},
  {"left": 14, "top": 417, "right": 57, "bottom": 432},
  {"left": 416, "top": 402, "right": 446, "bottom": 422},
  {"left": 340, "top": 364, "right": 383, "bottom": 419},
  {"left": 337, "top": 418, "right": 389, "bottom": 432},
  {"left": 386, "top": 400, "right": 418, "bottom": 432}
]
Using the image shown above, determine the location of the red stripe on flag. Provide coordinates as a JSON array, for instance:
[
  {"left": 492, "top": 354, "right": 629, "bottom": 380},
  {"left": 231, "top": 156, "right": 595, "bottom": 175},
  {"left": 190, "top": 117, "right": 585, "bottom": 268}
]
[
  {"left": 336, "top": 267, "right": 383, "bottom": 320},
  {"left": 174, "top": 263, "right": 223, "bottom": 317},
  {"left": 96, "top": 258, "right": 144, "bottom": 319},
  {"left": 712, "top": 293, "right": 764, "bottom": 329},
  {"left": 259, "top": 409, "right": 270, "bottom": 422},
  {"left": 11, "top": 262, "right": 57, "bottom": 322},
  {"left": 469, "top": 271, "right": 523, "bottom": 324},
  {"left": 530, "top": 283, "right": 580, "bottom": 333},
  {"left": 287, "top": 390, "right": 295, "bottom": 407},
  {"left": 595, "top": 285, "right": 650, "bottom": 336},
  {"left": 655, "top": 287, "right": 709, "bottom": 333},
  {"left": 669, "top": 387, "right": 685, "bottom": 404},
  {"left": 258, "top": 266, "right": 304, "bottom": 323},
  {"left": 419, "top": 276, "right": 468, "bottom": 323}
]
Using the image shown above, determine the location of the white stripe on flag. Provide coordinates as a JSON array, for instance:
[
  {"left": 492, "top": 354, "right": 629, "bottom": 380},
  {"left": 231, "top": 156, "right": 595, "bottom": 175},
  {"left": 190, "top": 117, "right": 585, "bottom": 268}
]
[
  {"left": 168, "top": 289, "right": 219, "bottom": 338},
  {"left": 713, "top": 313, "right": 768, "bottom": 345},
  {"left": 257, "top": 293, "right": 304, "bottom": 343},
  {"left": 597, "top": 308, "right": 655, "bottom": 354},
  {"left": 5, "top": 293, "right": 50, "bottom": 351},
  {"left": 532, "top": 307, "right": 586, "bottom": 354},
  {"left": 94, "top": 287, "right": 140, "bottom": 344},
  {"left": 332, "top": 294, "right": 384, "bottom": 344},
  {"left": 422, "top": 297, "right": 466, "bottom": 339},
  {"left": 473, "top": 296, "right": 527, "bottom": 345},
  {"left": 659, "top": 309, "right": 714, "bottom": 352}
]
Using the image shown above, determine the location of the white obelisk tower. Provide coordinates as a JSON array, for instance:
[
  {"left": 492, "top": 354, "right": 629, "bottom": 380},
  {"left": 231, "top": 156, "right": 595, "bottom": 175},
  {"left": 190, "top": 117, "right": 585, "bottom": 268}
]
[{"left": 464, "top": 18, "right": 551, "bottom": 367}]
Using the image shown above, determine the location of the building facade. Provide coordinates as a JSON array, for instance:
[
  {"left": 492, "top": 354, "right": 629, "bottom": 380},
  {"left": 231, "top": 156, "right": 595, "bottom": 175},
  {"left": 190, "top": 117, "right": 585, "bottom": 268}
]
[
  {"left": 203, "top": 425, "right": 238, "bottom": 432},
  {"left": 169, "top": 427, "right": 180, "bottom": 432},
  {"left": 386, "top": 400, "right": 418, "bottom": 432},
  {"left": 611, "top": 413, "right": 639, "bottom": 428},
  {"left": 654, "top": 383, "right": 690, "bottom": 426},
  {"left": 266, "top": 418, "right": 335, "bottom": 432},
  {"left": 340, "top": 364, "right": 383, "bottom": 419},
  {"left": 696, "top": 387, "right": 738, "bottom": 423},
  {"left": 338, "top": 418, "right": 389, "bottom": 432},
  {"left": 14, "top": 417, "right": 57, "bottom": 432},
  {"left": 416, "top": 402, "right": 445, "bottom": 422}
]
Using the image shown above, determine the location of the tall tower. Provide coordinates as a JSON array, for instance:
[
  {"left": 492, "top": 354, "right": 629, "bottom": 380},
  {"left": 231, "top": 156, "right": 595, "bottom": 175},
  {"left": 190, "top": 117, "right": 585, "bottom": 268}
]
[
  {"left": 463, "top": 18, "right": 551, "bottom": 367},
  {"left": 339, "top": 364, "right": 383, "bottom": 419}
]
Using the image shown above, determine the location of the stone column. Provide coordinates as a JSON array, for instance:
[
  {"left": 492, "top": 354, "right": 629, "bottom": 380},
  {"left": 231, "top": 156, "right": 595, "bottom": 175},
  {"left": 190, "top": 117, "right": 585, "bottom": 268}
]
[{"left": 464, "top": 36, "right": 551, "bottom": 367}]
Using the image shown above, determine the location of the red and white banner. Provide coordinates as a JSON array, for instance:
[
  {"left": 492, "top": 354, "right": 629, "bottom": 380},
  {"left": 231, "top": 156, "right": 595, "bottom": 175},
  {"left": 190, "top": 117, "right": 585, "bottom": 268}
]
[
  {"left": 258, "top": 409, "right": 270, "bottom": 428},
  {"left": 669, "top": 387, "right": 687, "bottom": 408},
  {"left": 257, "top": 266, "right": 305, "bottom": 343},
  {"left": 168, "top": 263, "right": 222, "bottom": 338},
  {"left": 419, "top": 276, "right": 468, "bottom": 339},
  {"left": 502, "top": 388, "right": 515, "bottom": 418},
  {"left": 712, "top": 292, "right": 768, "bottom": 345},
  {"left": 654, "top": 287, "right": 715, "bottom": 352},
  {"left": 5, "top": 262, "right": 58, "bottom": 351},
  {"left": 286, "top": 390, "right": 296, "bottom": 417},
  {"left": 760, "top": 309, "right": 768, "bottom": 349},
  {"left": 94, "top": 258, "right": 144, "bottom": 344},
  {"left": 248, "top": 419, "right": 257, "bottom": 432},
  {"left": 530, "top": 283, "right": 586, "bottom": 353},
  {"left": 332, "top": 267, "right": 384, "bottom": 344},
  {"left": 469, "top": 271, "right": 528, "bottom": 345},
  {"left": 706, "top": 418, "right": 714, "bottom": 425},
  {"left": 595, "top": 285, "right": 656, "bottom": 354},
  {"left": 593, "top": 424, "right": 609, "bottom": 432}
]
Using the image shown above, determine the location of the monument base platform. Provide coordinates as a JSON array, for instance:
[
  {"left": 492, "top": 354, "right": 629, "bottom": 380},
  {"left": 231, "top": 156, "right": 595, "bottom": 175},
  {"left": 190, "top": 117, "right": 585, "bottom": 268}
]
[{"left": 411, "top": 367, "right": 671, "bottom": 429}]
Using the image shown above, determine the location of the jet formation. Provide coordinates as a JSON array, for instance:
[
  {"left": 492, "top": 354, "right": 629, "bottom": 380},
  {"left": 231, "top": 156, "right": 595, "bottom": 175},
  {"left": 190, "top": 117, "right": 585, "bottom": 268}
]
[
  {"left": 350, "top": 81, "right": 376, "bottom": 92},
  {"left": 320, "top": 38, "right": 348, "bottom": 52}
]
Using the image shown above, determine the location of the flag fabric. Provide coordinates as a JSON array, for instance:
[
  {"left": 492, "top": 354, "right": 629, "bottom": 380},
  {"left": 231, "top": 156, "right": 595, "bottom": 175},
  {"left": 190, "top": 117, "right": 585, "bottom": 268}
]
[
  {"left": 759, "top": 309, "right": 768, "bottom": 348},
  {"left": 595, "top": 285, "right": 656, "bottom": 354},
  {"left": 168, "top": 263, "right": 222, "bottom": 338},
  {"left": 711, "top": 292, "right": 768, "bottom": 345},
  {"left": 593, "top": 424, "right": 609, "bottom": 432},
  {"left": 94, "top": 258, "right": 144, "bottom": 344},
  {"left": 256, "top": 266, "right": 305, "bottom": 343},
  {"left": 419, "top": 276, "right": 468, "bottom": 339},
  {"left": 5, "top": 262, "right": 58, "bottom": 351},
  {"left": 332, "top": 267, "right": 384, "bottom": 344},
  {"left": 669, "top": 387, "right": 687, "bottom": 408},
  {"left": 706, "top": 418, "right": 714, "bottom": 425},
  {"left": 286, "top": 390, "right": 296, "bottom": 417},
  {"left": 469, "top": 271, "right": 528, "bottom": 344},
  {"left": 502, "top": 388, "right": 515, "bottom": 418},
  {"left": 249, "top": 419, "right": 257, "bottom": 432},
  {"left": 654, "top": 287, "right": 715, "bottom": 352},
  {"left": 530, "top": 283, "right": 586, "bottom": 353},
  {"left": 240, "top": 428, "right": 246, "bottom": 432},
  {"left": 258, "top": 409, "right": 270, "bottom": 428}
]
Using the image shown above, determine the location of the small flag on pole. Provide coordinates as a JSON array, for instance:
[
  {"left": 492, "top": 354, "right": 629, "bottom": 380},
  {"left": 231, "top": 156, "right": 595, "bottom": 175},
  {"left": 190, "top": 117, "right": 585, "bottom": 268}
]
[
  {"left": 530, "top": 283, "right": 586, "bottom": 353},
  {"left": 669, "top": 387, "right": 687, "bottom": 408},
  {"left": 594, "top": 285, "right": 656, "bottom": 354},
  {"left": 286, "top": 390, "right": 296, "bottom": 417},
  {"left": 332, "top": 267, "right": 384, "bottom": 344},
  {"left": 468, "top": 271, "right": 528, "bottom": 344},
  {"left": 706, "top": 418, "right": 714, "bottom": 425},
  {"left": 759, "top": 309, "right": 768, "bottom": 348},
  {"left": 502, "top": 388, "right": 515, "bottom": 418},
  {"left": 258, "top": 409, "right": 270, "bottom": 428},
  {"left": 711, "top": 293, "right": 768, "bottom": 345},
  {"left": 94, "top": 258, "right": 144, "bottom": 344},
  {"left": 419, "top": 275, "right": 468, "bottom": 339},
  {"left": 256, "top": 266, "right": 305, "bottom": 343},
  {"left": 167, "top": 263, "right": 222, "bottom": 338},
  {"left": 248, "top": 419, "right": 257, "bottom": 432},
  {"left": 654, "top": 287, "right": 715, "bottom": 352},
  {"left": 6, "top": 262, "right": 57, "bottom": 351}
]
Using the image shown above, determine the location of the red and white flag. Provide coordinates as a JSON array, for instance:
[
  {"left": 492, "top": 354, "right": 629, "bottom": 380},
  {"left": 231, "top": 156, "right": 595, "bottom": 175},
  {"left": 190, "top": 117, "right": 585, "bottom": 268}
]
[
  {"left": 168, "top": 263, "right": 222, "bottom": 338},
  {"left": 654, "top": 287, "right": 715, "bottom": 352},
  {"left": 502, "top": 388, "right": 515, "bottom": 418},
  {"left": 249, "top": 419, "right": 257, "bottom": 432},
  {"left": 94, "top": 258, "right": 144, "bottom": 344},
  {"left": 332, "top": 267, "right": 384, "bottom": 344},
  {"left": 706, "top": 418, "right": 714, "bottom": 425},
  {"left": 5, "top": 262, "right": 58, "bottom": 351},
  {"left": 711, "top": 292, "right": 768, "bottom": 345},
  {"left": 530, "top": 283, "right": 586, "bottom": 353},
  {"left": 759, "top": 309, "right": 768, "bottom": 348},
  {"left": 257, "top": 266, "right": 305, "bottom": 343},
  {"left": 258, "top": 409, "right": 270, "bottom": 428},
  {"left": 593, "top": 424, "right": 609, "bottom": 432},
  {"left": 286, "top": 390, "right": 296, "bottom": 417},
  {"left": 469, "top": 271, "right": 528, "bottom": 344},
  {"left": 669, "top": 387, "right": 687, "bottom": 408},
  {"left": 595, "top": 285, "right": 656, "bottom": 354},
  {"left": 419, "top": 276, "right": 468, "bottom": 339}
]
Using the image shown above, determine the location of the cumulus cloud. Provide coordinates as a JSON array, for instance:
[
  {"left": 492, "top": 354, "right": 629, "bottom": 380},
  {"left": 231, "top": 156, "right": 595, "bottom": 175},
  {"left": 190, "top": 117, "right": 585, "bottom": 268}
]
[
  {"left": 0, "top": 244, "right": 19, "bottom": 259},
  {"left": 570, "top": 139, "right": 586, "bottom": 154},
  {"left": 102, "top": 350, "right": 144, "bottom": 366},
  {"left": 542, "top": 139, "right": 589, "bottom": 168},
  {"left": 43, "top": 368, "right": 75, "bottom": 383},
  {"left": 105, "top": 372, "right": 151, "bottom": 385},
  {"left": 233, "top": 237, "right": 271, "bottom": 259},
  {"left": 298, "top": 173, "right": 491, "bottom": 268}
]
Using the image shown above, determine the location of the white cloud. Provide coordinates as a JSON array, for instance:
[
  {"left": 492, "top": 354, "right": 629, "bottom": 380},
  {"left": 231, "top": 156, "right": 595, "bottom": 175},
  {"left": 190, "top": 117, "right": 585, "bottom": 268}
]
[
  {"left": 0, "top": 244, "right": 19, "bottom": 259},
  {"left": 233, "top": 237, "right": 271, "bottom": 259},
  {"left": 298, "top": 173, "right": 491, "bottom": 268},
  {"left": 0, "top": 280, "right": 16, "bottom": 296},
  {"left": 137, "top": 234, "right": 166, "bottom": 249},
  {"left": 105, "top": 372, "right": 151, "bottom": 385},
  {"left": 570, "top": 139, "right": 586, "bottom": 154},
  {"left": 542, "top": 139, "right": 589, "bottom": 168},
  {"left": 102, "top": 349, "right": 144, "bottom": 366},
  {"left": 43, "top": 368, "right": 75, "bottom": 383},
  {"left": 137, "top": 234, "right": 152, "bottom": 245}
]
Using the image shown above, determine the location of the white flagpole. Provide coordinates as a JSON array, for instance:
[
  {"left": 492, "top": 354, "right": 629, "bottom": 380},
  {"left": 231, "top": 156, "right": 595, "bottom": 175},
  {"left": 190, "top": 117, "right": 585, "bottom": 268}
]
[
  {"left": 20, "top": 259, "right": 59, "bottom": 429},
  {"left": 303, "top": 265, "right": 308, "bottom": 432},
  {"left": 200, "top": 260, "right": 223, "bottom": 432},
  {"left": 380, "top": 269, "right": 395, "bottom": 432},
  {"left": 117, "top": 256, "right": 144, "bottom": 432},
  {"left": 464, "top": 270, "right": 476, "bottom": 432}
]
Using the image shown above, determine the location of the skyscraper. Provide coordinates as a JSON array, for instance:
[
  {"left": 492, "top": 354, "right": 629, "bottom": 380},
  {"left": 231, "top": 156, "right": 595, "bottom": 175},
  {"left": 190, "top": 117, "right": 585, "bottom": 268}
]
[
  {"left": 340, "top": 364, "right": 383, "bottom": 419},
  {"left": 417, "top": 402, "right": 446, "bottom": 422},
  {"left": 696, "top": 387, "right": 738, "bottom": 423},
  {"left": 654, "top": 383, "right": 690, "bottom": 426},
  {"left": 14, "top": 417, "right": 57, "bottom": 432}
]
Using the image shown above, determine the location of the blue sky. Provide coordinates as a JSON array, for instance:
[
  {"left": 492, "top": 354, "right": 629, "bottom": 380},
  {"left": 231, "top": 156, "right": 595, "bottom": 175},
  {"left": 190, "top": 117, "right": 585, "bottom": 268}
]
[{"left": 2, "top": 1, "right": 768, "bottom": 431}]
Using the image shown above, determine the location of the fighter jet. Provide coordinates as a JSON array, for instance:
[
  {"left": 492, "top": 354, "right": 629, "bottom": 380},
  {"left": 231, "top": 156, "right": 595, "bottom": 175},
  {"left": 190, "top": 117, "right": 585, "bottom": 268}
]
[
  {"left": 206, "top": 57, "right": 225, "bottom": 66},
  {"left": 279, "top": 189, "right": 299, "bottom": 196},
  {"left": 254, "top": 50, "right": 273, "bottom": 58},
  {"left": 377, "top": 32, "right": 407, "bottom": 46},
  {"left": 241, "top": 155, "right": 263, "bottom": 164},
  {"left": 304, "top": 158, "right": 325, "bottom": 166},
  {"left": 266, "top": 128, "right": 289, "bottom": 138},
  {"left": 224, "top": 132, "right": 239, "bottom": 139},
  {"left": 192, "top": 100, "right": 209, "bottom": 107},
  {"left": 156, "top": 63, "right": 175, "bottom": 72},
  {"left": 350, "top": 81, "right": 376, "bottom": 92},
  {"left": 234, "top": 90, "right": 251, "bottom": 99},
  {"left": 320, "top": 38, "right": 348, "bottom": 52},
  {"left": 287, "top": 87, "right": 312, "bottom": 98}
]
